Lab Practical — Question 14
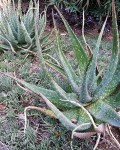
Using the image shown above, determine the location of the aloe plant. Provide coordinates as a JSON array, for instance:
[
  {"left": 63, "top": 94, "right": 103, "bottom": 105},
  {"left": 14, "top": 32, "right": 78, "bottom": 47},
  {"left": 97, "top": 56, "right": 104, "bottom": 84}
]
[
  {"left": 0, "top": 0, "right": 51, "bottom": 53},
  {"left": 0, "top": 0, "right": 120, "bottom": 149}
]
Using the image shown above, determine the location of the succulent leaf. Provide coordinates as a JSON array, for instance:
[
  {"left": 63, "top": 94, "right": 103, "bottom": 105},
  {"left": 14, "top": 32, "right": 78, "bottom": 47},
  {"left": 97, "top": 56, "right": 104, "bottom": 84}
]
[
  {"left": 63, "top": 108, "right": 91, "bottom": 130},
  {"left": 45, "top": 60, "right": 66, "bottom": 77},
  {"left": 39, "top": 12, "right": 46, "bottom": 39},
  {"left": 98, "top": 58, "right": 120, "bottom": 99},
  {"left": 104, "top": 92, "right": 120, "bottom": 108},
  {"left": 21, "top": 21, "right": 32, "bottom": 45},
  {"left": 0, "top": 0, "right": 120, "bottom": 139},
  {"left": 0, "top": 0, "right": 50, "bottom": 52},
  {"left": 94, "top": 0, "right": 119, "bottom": 100},
  {"left": 0, "top": 44, "right": 11, "bottom": 51},
  {"left": 39, "top": 94, "right": 78, "bottom": 131},
  {"left": 79, "top": 65, "right": 92, "bottom": 103},
  {"left": 53, "top": 16, "right": 80, "bottom": 93},
  {"left": 87, "top": 17, "right": 107, "bottom": 93},
  {"left": 87, "top": 100, "right": 120, "bottom": 127},
  {"left": 55, "top": 6, "right": 88, "bottom": 71},
  {"left": 0, "top": 72, "right": 78, "bottom": 109}
]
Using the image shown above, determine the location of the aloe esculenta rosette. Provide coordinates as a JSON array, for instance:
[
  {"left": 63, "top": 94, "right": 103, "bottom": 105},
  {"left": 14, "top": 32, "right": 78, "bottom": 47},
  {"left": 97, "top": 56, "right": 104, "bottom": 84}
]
[
  {"left": 0, "top": 0, "right": 52, "bottom": 53},
  {"left": 0, "top": 0, "right": 120, "bottom": 148}
]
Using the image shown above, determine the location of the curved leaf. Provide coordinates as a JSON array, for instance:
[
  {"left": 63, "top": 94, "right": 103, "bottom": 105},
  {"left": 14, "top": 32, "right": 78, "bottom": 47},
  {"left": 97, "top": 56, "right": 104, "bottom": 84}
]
[
  {"left": 80, "top": 69, "right": 92, "bottom": 103},
  {"left": 21, "top": 21, "right": 32, "bottom": 45},
  {"left": 94, "top": 0, "right": 119, "bottom": 100},
  {"left": 104, "top": 92, "right": 120, "bottom": 108},
  {"left": 0, "top": 72, "right": 77, "bottom": 109},
  {"left": 87, "top": 100, "right": 120, "bottom": 127},
  {"left": 63, "top": 108, "right": 91, "bottom": 131},
  {"left": 55, "top": 6, "right": 88, "bottom": 71},
  {"left": 87, "top": 17, "right": 107, "bottom": 92},
  {"left": 53, "top": 16, "right": 80, "bottom": 93},
  {"left": 45, "top": 60, "right": 66, "bottom": 77},
  {"left": 39, "top": 93, "right": 78, "bottom": 131},
  {"left": 98, "top": 58, "right": 120, "bottom": 99}
]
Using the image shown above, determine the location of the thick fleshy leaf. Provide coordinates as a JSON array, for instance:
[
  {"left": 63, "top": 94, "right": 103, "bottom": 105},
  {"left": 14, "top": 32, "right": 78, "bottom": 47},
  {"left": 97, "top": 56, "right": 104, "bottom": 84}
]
[
  {"left": 34, "top": 18, "right": 47, "bottom": 74},
  {"left": 17, "top": 0, "right": 22, "bottom": 17},
  {"left": 34, "top": 0, "right": 40, "bottom": 28},
  {"left": 0, "top": 72, "right": 77, "bottom": 109},
  {"left": 0, "top": 44, "right": 11, "bottom": 51},
  {"left": 55, "top": 6, "right": 88, "bottom": 71},
  {"left": 45, "top": 60, "right": 66, "bottom": 77},
  {"left": 7, "top": 22, "right": 18, "bottom": 46},
  {"left": 39, "top": 12, "right": 46, "bottom": 39},
  {"left": 51, "top": 79, "right": 69, "bottom": 100},
  {"left": 87, "top": 17, "right": 107, "bottom": 92},
  {"left": 21, "top": 21, "right": 32, "bottom": 45},
  {"left": 94, "top": 0, "right": 119, "bottom": 100},
  {"left": 80, "top": 68, "right": 92, "bottom": 103},
  {"left": 35, "top": 19, "right": 76, "bottom": 101},
  {"left": 24, "top": 0, "right": 34, "bottom": 32},
  {"left": 63, "top": 108, "right": 91, "bottom": 131},
  {"left": 104, "top": 92, "right": 120, "bottom": 108},
  {"left": 53, "top": 16, "right": 80, "bottom": 93},
  {"left": 41, "top": 32, "right": 53, "bottom": 46},
  {"left": 9, "top": 17, "right": 18, "bottom": 40},
  {"left": 87, "top": 100, "right": 120, "bottom": 127},
  {"left": 11, "top": 12, "right": 19, "bottom": 35},
  {"left": 51, "top": 79, "right": 78, "bottom": 101},
  {"left": 59, "top": 50, "right": 80, "bottom": 93},
  {"left": 0, "top": 35, "right": 16, "bottom": 53},
  {"left": 39, "top": 93, "right": 78, "bottom": 130},
  {"left": 17, "top": 22, "right": 26, "bottom": 44},
  {"left": 98, "top": 58, "right": 120, "bottom": 99}
]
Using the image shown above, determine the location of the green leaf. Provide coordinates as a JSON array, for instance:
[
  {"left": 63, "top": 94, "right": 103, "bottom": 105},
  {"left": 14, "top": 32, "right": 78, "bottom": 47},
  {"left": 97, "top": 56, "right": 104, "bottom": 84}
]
[
  {"left": 0, "top": 72, "right": 77, "bottom": 109},
  {"left": 0, "top": 44, "right": 11, "bottom": 51},
  {"left": 21, "top": 21, "right": 32, "bottom": 45},
  {"left": 17, "top": 22, "right": 26, "bottom": 44},
  {"left": 34, "top": 18, "right": 47, "bottom": 75},
  {"left": 94, "top": 0, "right": 119, "bottom": 100},
  {"left": 59, "top": 47, "right": 80, "bottom": 93},
  {"left": 104, "top": 92, "right": 120, "bottom": 108},
  {"left": 39, "top": 12, "right": 46, "bottom": 39},
  {"left": 87, "top": 100, "right": 120, "bottom": 127},
  {"left": 7, "top": 22, "right": 18, "bottom": 46},
  {"left": 98, "top": 58, "right": 120, "bottom": 99},
  {"left": 24, "top": 0, "right": 34, "bottom": 32},
  {"left": 0, "top": 35, "right": 16, "bottom": 53},
  {"left": 40, "top": 31, "right": 53, "bottom": 45},
  {"left": 39, "top": 94, "right": 78, "bottom": 131},
  {"left": 80, "top": 69, "right": 92, "bottom": 103},
  {"left": 45, "top": 60, "right": 66, "bottom": 77},
  {"left": 17, "top": 0, "right": 22, "bottom": 17},
  {"left": 87, "top": 17, "right": 107, "bottom": 92},
  {"left": 53, "top": 16, "right": 80, "bottom": 93},
  {"left": 9, "top": 18, "right": 18, "bottom": 40},
  {"left": 51, "top": 79, "right": 69, "bottom": 100},
  {"left": 63, "top": 108, "right": 91, "bottom": 130},
  {"left": 55, "top": 6, "right": 88, "bottom": 71}
]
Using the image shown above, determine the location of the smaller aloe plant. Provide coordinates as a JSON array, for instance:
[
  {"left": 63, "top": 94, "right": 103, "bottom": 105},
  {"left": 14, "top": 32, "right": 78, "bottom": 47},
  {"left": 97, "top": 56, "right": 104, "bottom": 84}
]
[
  {"left": 0, "top": 0, "right": 51, "bottom": 53},
  {"left": 0, "top": 0, "right": 120, "bottom": 149}
]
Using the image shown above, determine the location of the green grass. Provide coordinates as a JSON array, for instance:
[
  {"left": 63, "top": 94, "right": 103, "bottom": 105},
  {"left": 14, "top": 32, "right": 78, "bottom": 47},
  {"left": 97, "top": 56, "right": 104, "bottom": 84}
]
[{"left": 0, "top": 35, "right": 112, "bottom": 150}]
